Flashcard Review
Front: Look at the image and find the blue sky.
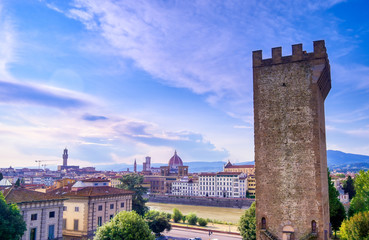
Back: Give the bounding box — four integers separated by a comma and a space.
0, 0, 369, 169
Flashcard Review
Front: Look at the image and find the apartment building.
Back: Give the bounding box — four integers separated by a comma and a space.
171, 176, 198, 196
50, 178, 133, 239
3, 186, 65, 240
198, 172, 247, 198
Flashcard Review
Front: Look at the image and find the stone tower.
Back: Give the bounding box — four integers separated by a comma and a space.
62, 148, 68, 166
134, 159, 137, 173
253, 40, 331, 240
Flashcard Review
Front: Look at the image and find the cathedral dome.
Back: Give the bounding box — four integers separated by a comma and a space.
168, 151, 183, 169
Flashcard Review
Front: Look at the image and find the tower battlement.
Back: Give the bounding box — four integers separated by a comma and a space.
253, 40, 327, 67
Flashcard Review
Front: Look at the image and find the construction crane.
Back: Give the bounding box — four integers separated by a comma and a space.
35, 160, 58, 169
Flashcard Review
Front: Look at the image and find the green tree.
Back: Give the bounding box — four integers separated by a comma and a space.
182, 215, 186, 223
172, 208, 183, 223
187, 213, 198, 225
328, 170, 346, 237
145, 210, 171, 237
0, 172, 3, 181
94, 211, 155, 240
0, 192, 27, 240
238, 201, 256, 240
15, 179, 20, 187
340, 211, 369, 240
118, 173, 148, 216
197, 218, 208, 226
349, 170, 369, 217
343, 176, 356, 200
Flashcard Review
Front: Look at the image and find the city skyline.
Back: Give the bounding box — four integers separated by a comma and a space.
1, 0, 369, 168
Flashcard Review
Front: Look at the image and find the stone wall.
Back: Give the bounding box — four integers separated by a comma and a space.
148, 194, 254, 209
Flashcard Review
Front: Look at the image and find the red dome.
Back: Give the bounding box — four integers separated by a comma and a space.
168, 151, 183, 169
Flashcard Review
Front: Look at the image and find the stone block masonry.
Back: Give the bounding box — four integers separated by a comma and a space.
253, 40, 331, 240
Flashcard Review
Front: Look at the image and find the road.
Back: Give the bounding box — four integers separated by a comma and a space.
163, 227, 243, 240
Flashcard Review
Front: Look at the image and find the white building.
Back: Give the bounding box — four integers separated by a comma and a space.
171, 176, 198, 196
198, 172, 247, 198
3, 186, 65, 240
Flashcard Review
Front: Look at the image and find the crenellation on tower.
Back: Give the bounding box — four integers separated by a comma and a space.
253, 40, 328, 68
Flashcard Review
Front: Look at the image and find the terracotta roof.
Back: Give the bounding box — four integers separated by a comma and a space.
82, 178, 109, 182
4, 187, 66, 204
49, 185, 133, 198
217, 172, 243, 175
199, 173, 217, 176
168, 151, 183, 167
225, 165, 254, 169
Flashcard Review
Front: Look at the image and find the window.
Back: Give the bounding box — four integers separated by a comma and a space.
120, 202, 124, 208
103, 183, 107, 185
48, 225, 55, 240
75, 207, 79, 212
312, 220, 317, 233
98, 205, 103, 211
49, 211, 55, 218
74, 219, 79, 231
31, 214, 37, 221
63, 219, 67, 229
30, 228, 37, 240
110, 204, 114, 209
63, 206, 67, 211
110, 214, 114, 220
98, 217, 102, 227
94, 183, 98, 186
261, 217, 266, 230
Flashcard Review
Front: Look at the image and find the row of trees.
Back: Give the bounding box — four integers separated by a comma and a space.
173, 208, 208, 226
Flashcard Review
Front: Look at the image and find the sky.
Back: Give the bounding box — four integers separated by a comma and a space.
0, 0, 369, 169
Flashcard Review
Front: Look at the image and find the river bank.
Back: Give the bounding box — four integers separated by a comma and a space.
147, 202, 247, 224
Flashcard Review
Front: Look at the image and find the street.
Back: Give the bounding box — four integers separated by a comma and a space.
163, 227, 243, 240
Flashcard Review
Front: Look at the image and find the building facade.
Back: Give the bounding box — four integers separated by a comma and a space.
3, 187, 65, 240
49, 179, 133, 239
253, 41, 331, 239
198, 172, 247, 198
171, 176, 198, 196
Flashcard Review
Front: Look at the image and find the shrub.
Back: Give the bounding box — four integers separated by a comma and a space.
198, 218, 208, 226
173, 208, 183, 223
187, 213, 198, 225
238, 202, 256, 240
182, 215, 186, 223
340, 211, 369, 240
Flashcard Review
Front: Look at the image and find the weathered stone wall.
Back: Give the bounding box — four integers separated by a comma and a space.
148, 195, 254, 209
253, 41, 331, 240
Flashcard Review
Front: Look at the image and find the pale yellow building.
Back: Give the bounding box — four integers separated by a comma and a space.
247, 175, 256, 196
49, 179, 133, 239
223, 160, 255, 175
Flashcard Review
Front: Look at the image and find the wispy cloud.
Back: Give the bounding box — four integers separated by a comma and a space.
0, 79, 91, 109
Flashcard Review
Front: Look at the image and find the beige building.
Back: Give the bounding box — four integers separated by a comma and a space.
3, 186, 65, 240
223, 161, 255, 175
49, 179, 133, 239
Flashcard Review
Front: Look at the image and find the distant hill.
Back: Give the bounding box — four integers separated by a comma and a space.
327, 150, 369, 172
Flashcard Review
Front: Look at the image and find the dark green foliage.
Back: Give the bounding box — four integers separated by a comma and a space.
343, 176, 356, 200
166, 213, 172, 220
348, 170, 369, 217
187, 213, 198, 225
238, 201, 256, 240
0, 192, 27, 240
15, 179, 20, 187
197, 218, 208, 226
0, 172, 3, 181
328, 170, 346, 236
172, 208, 183, 223
336, 173, 346, 178
340, 211, 369, 240
94, 211, 154, 240
145, 210, 171, 237
182, 215, 186, 223
118, 173, 148, 216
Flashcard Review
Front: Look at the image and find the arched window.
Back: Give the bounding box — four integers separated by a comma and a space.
261, 217, 266, 230
312, 220, 317, 233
